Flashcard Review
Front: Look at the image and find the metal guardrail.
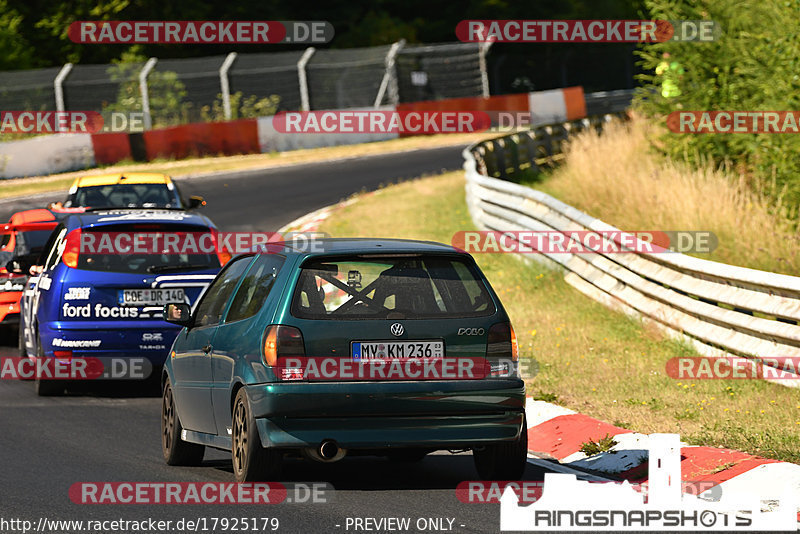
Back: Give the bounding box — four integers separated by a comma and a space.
463, 108, 800, 388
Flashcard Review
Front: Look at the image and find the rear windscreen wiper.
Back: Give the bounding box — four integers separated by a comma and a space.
147, 264, 211, 273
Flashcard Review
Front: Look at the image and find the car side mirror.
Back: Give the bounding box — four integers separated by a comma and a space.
163, 303, 194, 327
6, 259, 28, 274
188, 196, 206, 209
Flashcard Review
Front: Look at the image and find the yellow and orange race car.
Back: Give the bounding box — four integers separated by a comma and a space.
0, 209, 62, 330
52, 172, 205, 210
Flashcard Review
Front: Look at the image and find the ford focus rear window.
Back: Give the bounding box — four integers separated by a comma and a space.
74, 224, 220, 274
291, 255, 495, 319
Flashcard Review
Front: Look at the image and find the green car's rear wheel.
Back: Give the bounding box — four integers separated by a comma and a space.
473, 414, 528, 480
232, 388, 281, 482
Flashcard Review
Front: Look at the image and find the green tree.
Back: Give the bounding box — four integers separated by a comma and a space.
0, 0, 35, 70
635, 0, 800, 211
104, 49, 192, 128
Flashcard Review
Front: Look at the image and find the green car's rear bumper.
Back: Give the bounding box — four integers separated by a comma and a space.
247, 378, 526, 449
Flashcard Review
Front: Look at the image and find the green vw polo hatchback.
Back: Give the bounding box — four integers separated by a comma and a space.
160, 238, 527, 481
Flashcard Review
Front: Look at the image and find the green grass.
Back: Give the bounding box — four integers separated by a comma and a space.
318, 170, 800, 464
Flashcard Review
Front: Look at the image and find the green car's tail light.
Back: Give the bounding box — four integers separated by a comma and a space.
262, 325, 305, 380
61, 228, 82, 268
487, 322, 519, 377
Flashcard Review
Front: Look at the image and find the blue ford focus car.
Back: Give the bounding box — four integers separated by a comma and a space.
18, 209, 224, 396
160, 239, 527, 482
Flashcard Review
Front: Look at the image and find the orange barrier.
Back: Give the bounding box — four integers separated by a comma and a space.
142, 119, 259, 161
90, 133, 132, 165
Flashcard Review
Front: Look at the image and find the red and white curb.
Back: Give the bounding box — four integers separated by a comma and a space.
525, 398, 800, 508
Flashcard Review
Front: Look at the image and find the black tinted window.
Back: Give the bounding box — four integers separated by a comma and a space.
194, 256, 253, 327
75, 225, 220, 274
291, 255, 495, 320
68, 183, 178, 208
225, 254, 285, 323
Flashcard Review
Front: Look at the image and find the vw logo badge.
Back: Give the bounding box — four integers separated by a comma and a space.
390, 323, 404, 337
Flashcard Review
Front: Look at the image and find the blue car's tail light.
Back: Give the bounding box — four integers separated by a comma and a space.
61, 228, 82, 268
262, 325, 305, 380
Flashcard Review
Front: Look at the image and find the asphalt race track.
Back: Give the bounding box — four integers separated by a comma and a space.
0, 144, 564, 534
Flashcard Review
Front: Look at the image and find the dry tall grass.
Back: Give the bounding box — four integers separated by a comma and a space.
538, 117, 800, 275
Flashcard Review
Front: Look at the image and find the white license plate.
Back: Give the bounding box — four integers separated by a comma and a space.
352, 340, 444, 360
120, 288, 185, 306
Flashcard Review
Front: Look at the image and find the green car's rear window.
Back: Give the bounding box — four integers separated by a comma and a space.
291, 254, 496, 319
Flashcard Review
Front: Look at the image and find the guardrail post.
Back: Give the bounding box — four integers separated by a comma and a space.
139, 57, 158, 130
297, 47, 316, 112
478, 42, 492, 97
492, 139, 507, 179
54, 63, 73, 115
374, 39, 405, 107
219, 52, 238, 121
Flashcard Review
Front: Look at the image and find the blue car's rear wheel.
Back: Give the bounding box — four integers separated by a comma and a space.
161, 377, 205, 465
232, 388, 281, 482
473, 414, 528, 480
35, 337, 63, 396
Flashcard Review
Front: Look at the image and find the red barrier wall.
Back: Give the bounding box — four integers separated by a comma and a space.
90, 133, 132, 165
142, 119, 259, 161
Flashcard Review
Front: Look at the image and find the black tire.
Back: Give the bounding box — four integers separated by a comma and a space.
18, 324, 26, 358
232, 388, 281, 482
18, 325, 32, 381
35, 338, 63, 396
473, 414, 528, 480
161, 377, 205, 466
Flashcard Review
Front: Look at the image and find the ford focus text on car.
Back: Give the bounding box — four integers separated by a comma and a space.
160, 239, 527, 482
19, 209, 226, 396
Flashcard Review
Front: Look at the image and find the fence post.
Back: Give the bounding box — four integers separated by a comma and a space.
478, 42, 492, 97
139, 57, 158, 130
297, 47, 316, 112
54, 63, 73, 116
374, 39, 405, 107
219, 52, 238, 121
